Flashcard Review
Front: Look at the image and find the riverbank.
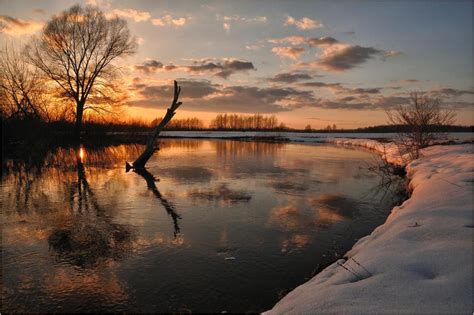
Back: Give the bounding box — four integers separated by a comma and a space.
264, 139, 473, 314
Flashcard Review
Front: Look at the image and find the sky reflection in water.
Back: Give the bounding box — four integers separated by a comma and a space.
1, 139, 404, 313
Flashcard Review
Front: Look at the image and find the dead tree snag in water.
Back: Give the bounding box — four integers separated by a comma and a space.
127, 80, 182, 171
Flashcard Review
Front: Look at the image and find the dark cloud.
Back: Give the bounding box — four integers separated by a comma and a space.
306, 36, 339, 47
269, 35, 398, 72
336, 87, 382, 94
222, 59, 255, 71
162, 64, 176, 70
300, 81, 381, 94
431, 88, 474, 97
351, 87, 381, 94
205, 85, 313, 112
424, 88, 474, 108
135, 79, 220, 99
338, 96, 358, 102
268, 72, 313, 83
134, 60, 164, 73
130, 78, 470, 113
299, 81, 342, 88
314, 98, 374, 110
373, 96, 409, 108
133, 58, 255, 78
301, 94, 410, 110
181, 59, 256, 78
0, 15, 28, 27
269, 36, 338, 47
400, 79, 420, 83
315, 45, 384, 71
128, 79, 315, 113
187, 61, 222, 72
213, 60, 255, 78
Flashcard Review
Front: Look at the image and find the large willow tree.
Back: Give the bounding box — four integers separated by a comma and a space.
27, 5, 137, 140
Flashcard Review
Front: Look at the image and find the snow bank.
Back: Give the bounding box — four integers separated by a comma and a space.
264, 140, 473, 314
324, 138, 405, 165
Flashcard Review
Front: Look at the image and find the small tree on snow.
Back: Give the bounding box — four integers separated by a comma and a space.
387, 92, 455, 160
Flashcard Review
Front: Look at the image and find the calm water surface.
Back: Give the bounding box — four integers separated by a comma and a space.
1, 139, 404, 312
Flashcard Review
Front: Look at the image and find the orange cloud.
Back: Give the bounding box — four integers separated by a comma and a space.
152, 15, 187, 27
0, 15, 43, 36
285, 16, 323, 30
272, 46, 305, 60
106, 8, 151, 22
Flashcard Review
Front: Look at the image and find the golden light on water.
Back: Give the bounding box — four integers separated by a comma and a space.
79, 147, 85, 162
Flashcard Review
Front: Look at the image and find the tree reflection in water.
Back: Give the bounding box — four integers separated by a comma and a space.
48, 149, 134, 267
134, 167, 182, 237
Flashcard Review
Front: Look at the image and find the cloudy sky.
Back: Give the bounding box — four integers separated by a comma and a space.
1, 0, 473, 128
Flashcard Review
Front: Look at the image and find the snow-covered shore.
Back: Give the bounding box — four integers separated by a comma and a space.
264, 139, 473, 314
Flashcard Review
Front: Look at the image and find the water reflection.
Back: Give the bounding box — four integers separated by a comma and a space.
267, 194, 363, 232
134, 168, 182, 237
1, 139, 405, 313
271, 180, 310, 195
311, 194, 362, 228
267, 203, 309, 231
280, 234, 311, 253
188, 183, 252, 204
213, 140, 285, 156
46, 151, 134, 267
158, 166, 214, 184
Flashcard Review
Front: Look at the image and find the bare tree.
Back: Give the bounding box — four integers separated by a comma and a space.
387, 92, 455, 160
0, 45, 48, 120
26, 4, 137, 140
127, 81, 183, 171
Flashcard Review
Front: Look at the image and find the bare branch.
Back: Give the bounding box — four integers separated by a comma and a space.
0, 45, 49, 120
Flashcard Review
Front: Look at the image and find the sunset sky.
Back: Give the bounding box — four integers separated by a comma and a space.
1, 0, 473, 128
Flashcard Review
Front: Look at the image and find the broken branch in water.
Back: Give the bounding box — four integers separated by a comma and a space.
126, 80, 182, 171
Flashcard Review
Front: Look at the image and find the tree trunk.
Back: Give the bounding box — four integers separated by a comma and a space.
127, 81, 182, 171
74, 101, 85, 142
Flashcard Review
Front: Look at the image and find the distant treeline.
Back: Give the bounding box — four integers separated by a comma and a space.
209, 114, 286, 130
2, 113, 472, 148
350, 124, 473, 133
